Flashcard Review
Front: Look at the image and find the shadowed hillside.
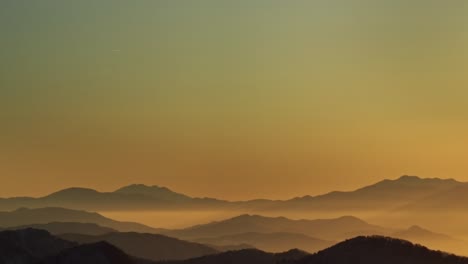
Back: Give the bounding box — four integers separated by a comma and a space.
38, 241, 150, 264
194, 232, 334, 253
158, 248, 308, 264
163, 214, 389, 241
275, 176, 464, 212
0, 207, 161, 233
296, 236, 468, 264
0, 229, 76, 264
391, 226, 467, 255
3, 222, 117, 235
60, 232, 218, 261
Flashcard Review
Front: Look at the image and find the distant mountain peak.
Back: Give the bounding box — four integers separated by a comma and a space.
398, 175, 422, 181
407, 225, 426, 231
395, 175, 459, 183
116, 183, 169, 191
114, 184, 192, 200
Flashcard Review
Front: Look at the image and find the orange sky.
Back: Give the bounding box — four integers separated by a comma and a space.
1, 1, 468, 200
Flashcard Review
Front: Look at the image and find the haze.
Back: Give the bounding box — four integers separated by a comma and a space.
2, 1, 468, 200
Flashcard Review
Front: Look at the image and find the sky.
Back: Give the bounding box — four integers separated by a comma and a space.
1, 1, 468, 200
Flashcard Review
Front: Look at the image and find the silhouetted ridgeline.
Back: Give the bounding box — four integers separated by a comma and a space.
59, 232, 218, 262
296, 236, 468, 264
0, 207, 162, 233
0, 176, 464, 212
1, 229, 468, 264
37, 241, 148, 264
2, 222, 117, 235
193, 232, 334, 253
161, 236, 468, 264
157, 248, 308, 264
161, 214, 389, 241
0, 228, 76, 264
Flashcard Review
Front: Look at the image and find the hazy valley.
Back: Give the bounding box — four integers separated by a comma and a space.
1, 175, 468, 263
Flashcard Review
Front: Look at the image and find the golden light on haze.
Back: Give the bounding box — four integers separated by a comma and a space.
1, 1, 468, 200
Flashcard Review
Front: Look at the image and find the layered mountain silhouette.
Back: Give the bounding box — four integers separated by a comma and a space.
0, 228, 76, 264
194, 232, 334, 253
296, 236, 468, 264
392, 225, 466, 255
0, 207, 161, 233
0, 185, 224, 211
162, 214, 389, 241
275, 175, 464, 211
158, 248, 308, 264
0, 176, 463, 212
397, 184, 468, 211
160, 236, 468, 264
393, 225, 456, 242
60, 232, 218, 261
38, 241, 148, 264
2, 229, 468, 264
3, 222, 117, 235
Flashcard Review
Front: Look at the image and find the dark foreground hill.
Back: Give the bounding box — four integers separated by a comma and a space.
296, 236, 468, 264
38, 241, 149, 264
2, 229, 468, 264
60, 232, 218, 261
194, 232, 334, 253
159, 248, 308, 264
0, 228, 76, 264
160, 236, 468, 264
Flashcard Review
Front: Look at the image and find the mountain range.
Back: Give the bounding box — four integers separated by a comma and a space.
0, 176, 464, 213
193, 232, 334, 253
1, 206, 461, 255
161, 214, 390, 241
60, 232, 218, 262
3, 228, 468, 264
160, 236, 468, 264
0, 207, 161, 233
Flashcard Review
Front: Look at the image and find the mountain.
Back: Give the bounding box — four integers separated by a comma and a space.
398, 183, 468, 212
0, 207, 161, 233
158, 248, 309, 264
4, 222, 117, 235
59, 232, 218, 262
0, 176, 462, 212
163, 214, 389, 241
114, 184, 192, 201
38, 241, 151, 264
392, 226, 467, 255
274, 175, 464, 212
208, 243, 254, 252
0, 185, 224, 211
296, 236, 468, 264
393, 225, 455, 242
0, 228, 76, 264
194, 232, 334, 253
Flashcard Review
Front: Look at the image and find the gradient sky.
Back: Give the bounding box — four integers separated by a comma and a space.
1, 1, 468, 200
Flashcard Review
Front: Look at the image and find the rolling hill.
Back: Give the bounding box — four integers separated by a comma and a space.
37, 241, 150, 264
3, 222, 117, 235
194, 232, 334, 253
296, 236, 468, 264
162, 214, 390, 241
0, 228, 77, 264
0, 207, 161, 233
158, 248, 308, 264
60, 232, 218, 261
